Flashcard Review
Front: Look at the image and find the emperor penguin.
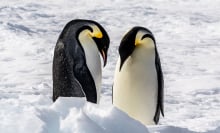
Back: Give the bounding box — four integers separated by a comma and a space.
113, 27, 164, 125
53, 19, 110, 103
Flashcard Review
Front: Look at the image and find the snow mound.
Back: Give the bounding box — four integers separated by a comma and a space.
35, 97, 220, 133
35, 97, 149, 133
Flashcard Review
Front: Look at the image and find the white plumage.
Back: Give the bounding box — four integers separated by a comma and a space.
78, 29, 102, 103
113, 31, 158, 125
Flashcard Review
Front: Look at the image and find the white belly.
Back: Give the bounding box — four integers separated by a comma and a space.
79, 35, 102, 103
113, 46, 158, 125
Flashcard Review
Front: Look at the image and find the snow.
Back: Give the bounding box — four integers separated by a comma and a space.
40, 97, 149, 133
1, 0, 220, 132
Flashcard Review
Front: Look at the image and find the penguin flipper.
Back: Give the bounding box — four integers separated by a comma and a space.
153, 48, 164, 124
74, 64, 97, 103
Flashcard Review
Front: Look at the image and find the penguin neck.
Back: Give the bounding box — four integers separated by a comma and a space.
78, 31, 102, 103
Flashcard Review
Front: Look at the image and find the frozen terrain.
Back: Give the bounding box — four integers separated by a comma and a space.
1, 0, 220, 132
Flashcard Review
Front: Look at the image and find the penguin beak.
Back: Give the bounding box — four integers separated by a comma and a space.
101, 49, 107, 67
93, 37, 108, 67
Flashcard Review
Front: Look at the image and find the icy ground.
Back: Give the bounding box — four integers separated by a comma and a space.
1, 0, 220, 132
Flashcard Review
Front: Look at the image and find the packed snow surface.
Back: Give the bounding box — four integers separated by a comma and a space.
0, 0, 220, 133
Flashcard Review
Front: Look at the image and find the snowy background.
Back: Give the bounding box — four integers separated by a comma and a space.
1, 0, 220, 132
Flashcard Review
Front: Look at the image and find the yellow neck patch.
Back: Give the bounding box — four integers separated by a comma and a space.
93, 31, 103, 38
135, 39, 141, 46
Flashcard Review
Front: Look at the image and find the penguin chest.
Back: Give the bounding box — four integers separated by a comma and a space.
79, 37, 102, 102
113, 49, 158, 125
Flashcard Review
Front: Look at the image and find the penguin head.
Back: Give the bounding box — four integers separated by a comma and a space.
60, 19, 110, 66
119, 26, 156, 71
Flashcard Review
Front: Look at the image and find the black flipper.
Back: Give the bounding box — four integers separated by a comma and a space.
73, 60, 97, 103
153, 47, 164, 124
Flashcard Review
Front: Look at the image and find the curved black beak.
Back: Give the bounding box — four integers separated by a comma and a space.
93, 37, 109, 67
100, 48, 107, 67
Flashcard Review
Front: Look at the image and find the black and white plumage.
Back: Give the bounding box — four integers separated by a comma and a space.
53, 19, 109, 103
113, 27, 164, 125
